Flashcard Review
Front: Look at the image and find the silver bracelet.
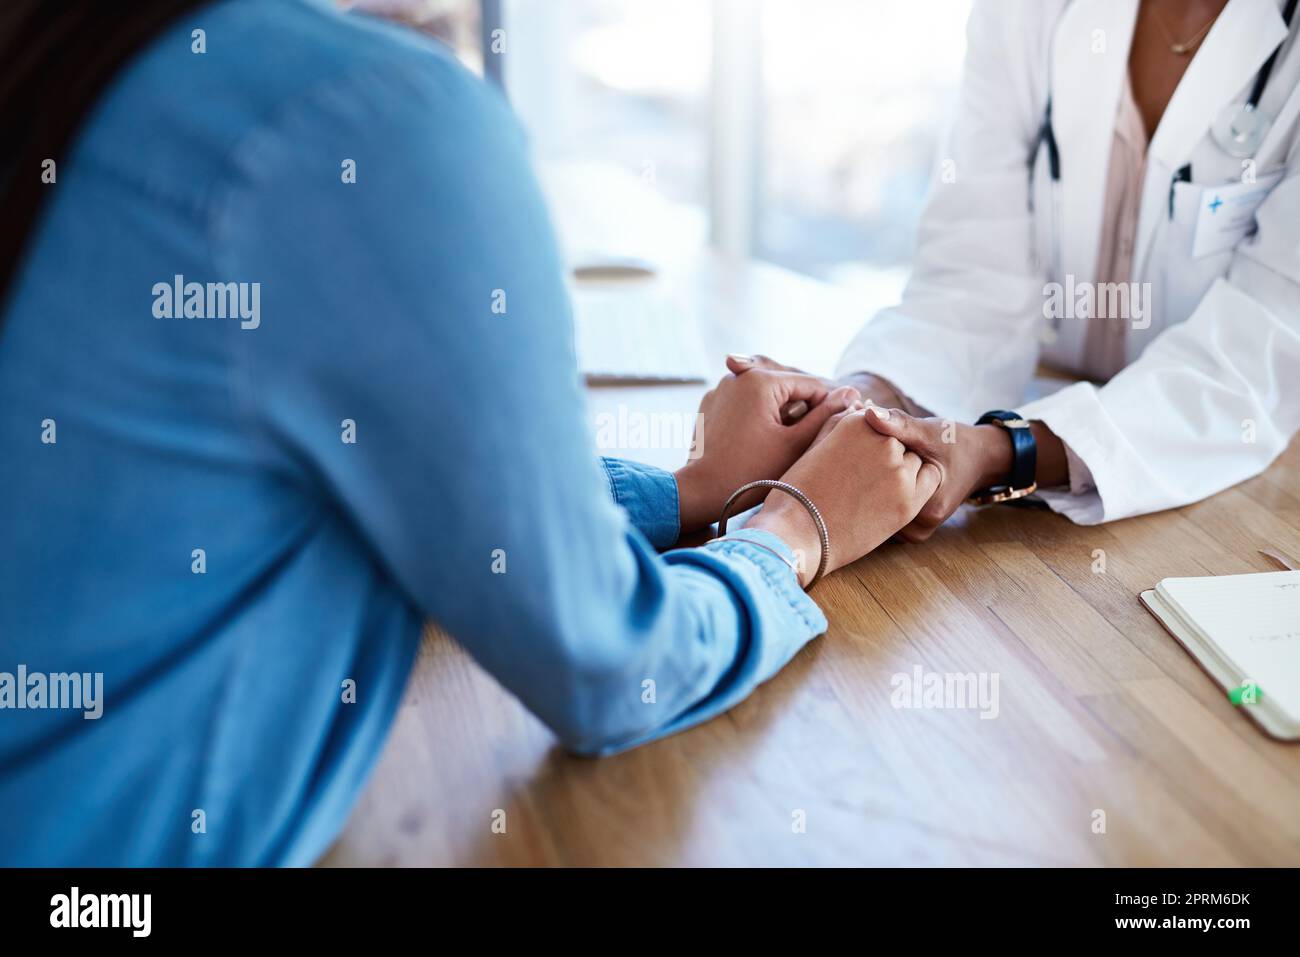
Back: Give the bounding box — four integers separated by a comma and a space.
716, 480, 830, 586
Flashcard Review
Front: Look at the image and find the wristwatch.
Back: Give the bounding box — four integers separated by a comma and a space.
966, 410, 1038, 506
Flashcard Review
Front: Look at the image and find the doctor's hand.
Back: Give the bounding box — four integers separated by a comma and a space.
860, 407, 1015, 543
746, 412, 942, 585
673, 362, 862, 534
723, 354, 931, 419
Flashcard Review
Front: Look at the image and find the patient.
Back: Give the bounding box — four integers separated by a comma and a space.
0, 0, 936, 865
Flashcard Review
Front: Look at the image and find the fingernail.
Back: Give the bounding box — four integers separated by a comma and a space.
870, 406, 890, 420
728, 353, 753, 365
785, 400, 809, 420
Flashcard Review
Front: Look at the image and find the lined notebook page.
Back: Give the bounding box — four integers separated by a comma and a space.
1162, 571, 1300, 720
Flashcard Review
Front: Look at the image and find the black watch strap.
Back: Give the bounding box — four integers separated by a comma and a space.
975, 410, 1037, 499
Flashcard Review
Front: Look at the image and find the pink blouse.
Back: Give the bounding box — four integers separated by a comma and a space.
1080, 70, 1150, 381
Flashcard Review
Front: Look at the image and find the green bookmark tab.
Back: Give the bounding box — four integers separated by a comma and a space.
1229, 685, 1265, 706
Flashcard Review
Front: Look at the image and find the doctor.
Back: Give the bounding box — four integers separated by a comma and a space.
786, 0, 1300, 537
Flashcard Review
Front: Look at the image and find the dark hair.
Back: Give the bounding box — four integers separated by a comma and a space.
0, 0, 212, 310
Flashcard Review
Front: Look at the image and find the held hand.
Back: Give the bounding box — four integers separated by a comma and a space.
838, 371, 932, 418
724, 354, 850, 421
674, 361, 861, 533
746, 411, 941, 585
721, 355, 931, 420
861, 407, 1013, 542
722, 351, 852, 421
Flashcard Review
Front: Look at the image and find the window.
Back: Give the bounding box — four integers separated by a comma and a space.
491, 1, 974, 288
758, 0, 972, 292
501, 0, 713, 266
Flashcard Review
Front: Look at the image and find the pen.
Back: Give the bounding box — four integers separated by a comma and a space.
1168, 163, 1192, 218
1259, 548, 1300, 571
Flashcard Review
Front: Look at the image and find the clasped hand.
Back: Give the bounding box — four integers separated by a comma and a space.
675, 355, 1014, 585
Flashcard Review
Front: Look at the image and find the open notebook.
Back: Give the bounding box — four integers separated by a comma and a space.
1141, 570, 1300, 740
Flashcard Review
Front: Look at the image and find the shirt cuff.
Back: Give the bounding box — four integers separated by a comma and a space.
1020, 383, 1108, 525
1062, 441, 1097, 495
699, 528, 827, 635
599, 457, 681, 550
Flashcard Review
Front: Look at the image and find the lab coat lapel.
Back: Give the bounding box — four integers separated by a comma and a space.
1148, 0, 1287, 168
1053, 0, 1138, 286
1133, 0, 1288, 279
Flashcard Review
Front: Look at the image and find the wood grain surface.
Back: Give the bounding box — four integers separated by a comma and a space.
323, 256, 1300, 866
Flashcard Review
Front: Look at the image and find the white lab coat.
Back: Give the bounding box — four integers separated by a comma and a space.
835, 0, 1300, 524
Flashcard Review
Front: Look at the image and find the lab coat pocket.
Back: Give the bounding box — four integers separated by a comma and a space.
1161, 181, 1232, 331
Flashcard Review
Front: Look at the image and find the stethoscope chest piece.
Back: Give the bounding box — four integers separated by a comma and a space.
1209, 0, 1298, 159
1212, 102, 1271, 158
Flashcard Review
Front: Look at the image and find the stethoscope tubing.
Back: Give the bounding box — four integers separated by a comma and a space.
1034, 0, 1298, 306
1037, 0, 1298, 186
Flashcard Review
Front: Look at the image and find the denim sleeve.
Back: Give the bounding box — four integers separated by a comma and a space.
599, 457, 680, 550
218, 49, 827, 756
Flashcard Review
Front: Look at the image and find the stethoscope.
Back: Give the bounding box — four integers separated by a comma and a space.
1031, 0, 1297, 336
1035, 0, 1298, 179
1213, 0, 1299, 156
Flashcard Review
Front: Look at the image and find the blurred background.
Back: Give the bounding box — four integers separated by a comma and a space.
361, 0, 972, 302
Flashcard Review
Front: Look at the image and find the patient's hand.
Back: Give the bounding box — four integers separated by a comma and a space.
747, 411, 941, 584
862, 407, 1014, 542
673, 360, 860, 533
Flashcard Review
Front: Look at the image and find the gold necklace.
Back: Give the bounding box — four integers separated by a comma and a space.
1151, 3, 1221, 55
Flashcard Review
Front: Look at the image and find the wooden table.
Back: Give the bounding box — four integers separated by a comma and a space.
323, 254, 1300, 866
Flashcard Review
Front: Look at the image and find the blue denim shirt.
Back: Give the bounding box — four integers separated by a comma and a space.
0, 0, 826, 866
